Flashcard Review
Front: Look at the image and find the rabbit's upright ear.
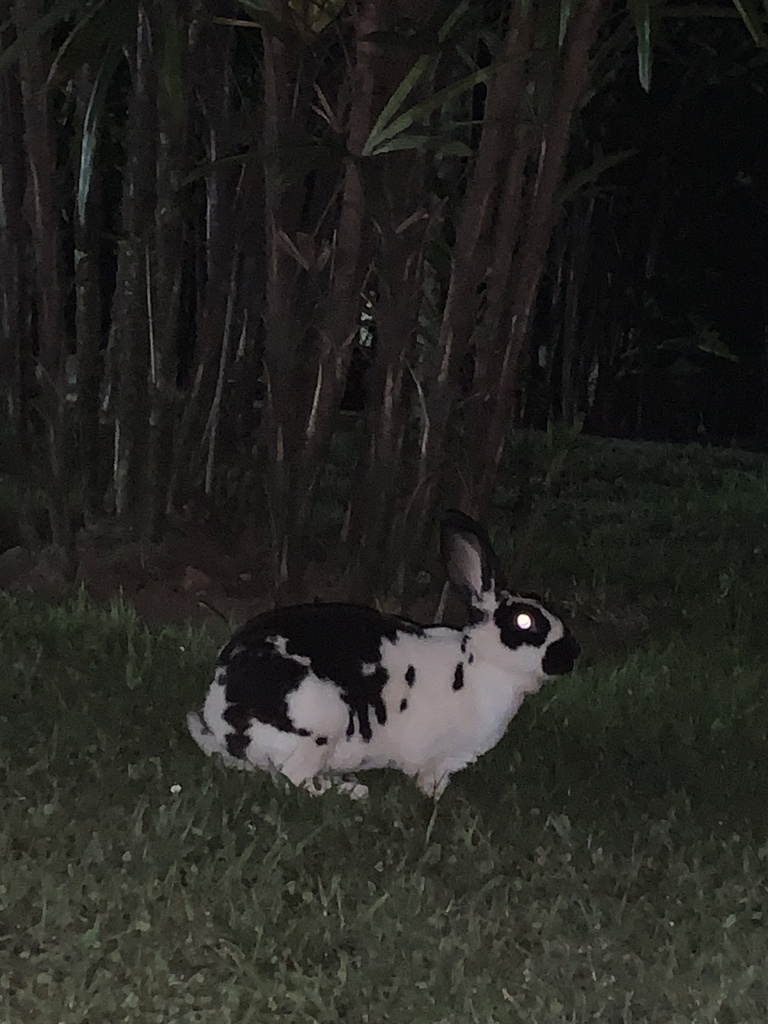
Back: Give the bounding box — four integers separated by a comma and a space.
440, 510, 500, 605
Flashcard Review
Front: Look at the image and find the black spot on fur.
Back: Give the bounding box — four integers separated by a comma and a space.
405, 665, 416, 686
350, 689, 389, 742
542, 633, 580, 675
219, 603, 417, 742
460, 635, 468, 654
315, 736, 329, 746
225, 731, 249, 760
223, 703, 256, 734
297, 728, 310, 737
220, 644, 306, 733
468, 652, 474, 664
452, 663, 465, 691
467, 605, 486, 626
400, 698, 408, 712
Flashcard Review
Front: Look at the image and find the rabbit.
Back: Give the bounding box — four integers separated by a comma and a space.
187, 509, 579, 799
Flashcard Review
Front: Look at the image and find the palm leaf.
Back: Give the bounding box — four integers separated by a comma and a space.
364, 134, 473, 156
361, 53, 437, 157
363, 62, 499, 157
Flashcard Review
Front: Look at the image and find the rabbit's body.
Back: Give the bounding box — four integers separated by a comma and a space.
188, 512, 579, 798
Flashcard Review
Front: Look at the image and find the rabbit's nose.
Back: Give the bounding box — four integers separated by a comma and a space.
542, 633, 580, 676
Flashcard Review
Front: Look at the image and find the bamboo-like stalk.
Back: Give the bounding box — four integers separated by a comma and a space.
462, 0, 608, 511
0, 33, 28, 486
109, 7, 155, 522
73, 69, 106, 525
13, 0, 70, 549
204, 254, 239, 496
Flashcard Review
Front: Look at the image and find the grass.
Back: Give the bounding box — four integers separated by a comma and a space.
2, 436, 768, 1022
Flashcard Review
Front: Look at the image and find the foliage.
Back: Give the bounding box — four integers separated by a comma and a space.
1, 0, 766, 602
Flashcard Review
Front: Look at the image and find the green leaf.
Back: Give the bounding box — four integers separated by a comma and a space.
437, 0, 473, 45
363, 62, 499, 157
629, 0, 653, 91
361, 53, 436, 157
730, 0, 768, 46
558, 0, 573, 47
78, 40, 124, 226
48, 0, 137, 88
364, 134, 473, 157
235, 0, 299, 45
558, 148, 639, 204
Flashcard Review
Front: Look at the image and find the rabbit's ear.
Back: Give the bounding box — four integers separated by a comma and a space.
440, 510, 500, 605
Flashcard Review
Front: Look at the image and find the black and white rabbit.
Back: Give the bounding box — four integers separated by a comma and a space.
187, 510, 579, 799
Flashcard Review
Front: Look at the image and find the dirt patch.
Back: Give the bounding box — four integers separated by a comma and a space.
1, 517, 632, 660
0, 515, 276, 631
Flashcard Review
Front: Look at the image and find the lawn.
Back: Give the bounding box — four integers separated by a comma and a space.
1, 435, 767, 1023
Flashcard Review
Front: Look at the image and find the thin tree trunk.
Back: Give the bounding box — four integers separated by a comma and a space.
348, 151, 430, 600
0, 32, 29, 484
144, 0, 191, 538
167, 17, 241, 511
108, 6, 155, 523
73, 69, 105, 525
396, 0, 536, 569
462, 0, 607, 511
262, 0, 380, 597
13, 0, 70, 549
261, 1, 314, 592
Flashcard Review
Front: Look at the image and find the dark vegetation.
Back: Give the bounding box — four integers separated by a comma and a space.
2, 0, 768, 609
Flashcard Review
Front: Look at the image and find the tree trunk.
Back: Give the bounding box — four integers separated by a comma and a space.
143, 0, 192, 538
107, 6, 156, 524
261, 0, 382, 597
0, 31, 29, 485
168, 17, 242, 511
396, 0, 536, 568
13, 0, 70, 549
460, 0, 608, 512
73, 69, 106, 525
347, 149, 430, 600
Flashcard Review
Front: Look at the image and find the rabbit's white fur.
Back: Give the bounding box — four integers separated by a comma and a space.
187, 511, 578, 799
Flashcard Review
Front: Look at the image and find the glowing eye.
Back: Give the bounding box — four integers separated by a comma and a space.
515, 611, 534, 631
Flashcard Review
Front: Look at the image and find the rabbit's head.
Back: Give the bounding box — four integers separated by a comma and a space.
441, 509, 579, 688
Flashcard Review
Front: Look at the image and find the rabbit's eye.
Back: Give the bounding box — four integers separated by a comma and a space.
515, 611, 534, 631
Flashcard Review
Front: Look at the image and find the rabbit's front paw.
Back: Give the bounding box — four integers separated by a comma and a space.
335, 779, 369, 801
304, 777, 334, 796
